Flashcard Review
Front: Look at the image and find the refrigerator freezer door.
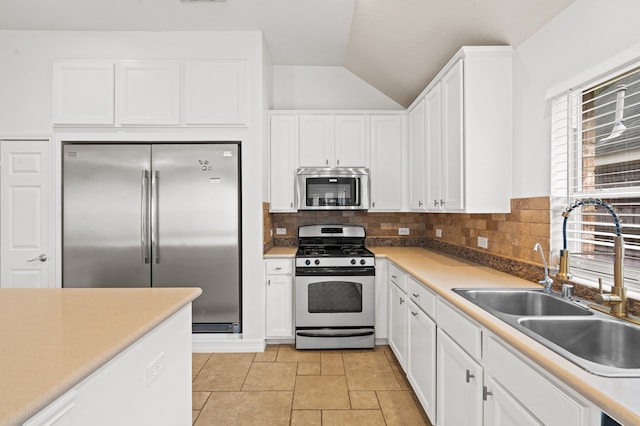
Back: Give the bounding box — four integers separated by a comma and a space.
63, 144, 152, 288
151, 144, 240, 330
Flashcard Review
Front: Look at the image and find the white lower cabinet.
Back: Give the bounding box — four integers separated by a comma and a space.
388, 281, 407, 368
264, 258, 294, 339
437, 328, 484, 426
484, 375, 542, 426
407, 300, 436, 424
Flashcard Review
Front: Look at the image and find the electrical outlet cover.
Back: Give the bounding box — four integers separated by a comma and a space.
146, 352, 165, 388
399, 228, 410, 235
276, 228, 287, 235
435, 229, 442, 238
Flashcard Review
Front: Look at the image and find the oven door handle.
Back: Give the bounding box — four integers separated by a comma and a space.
296, 330, 375, 338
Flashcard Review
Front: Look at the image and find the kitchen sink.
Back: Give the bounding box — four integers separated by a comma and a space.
519, 318, 640, 373
453, 288, 593, 317
452, 287, 640, 376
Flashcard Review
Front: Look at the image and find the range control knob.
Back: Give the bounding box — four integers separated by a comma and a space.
314, 259, 320, 265
351, 259, 357, 265
360, 259, 366, 265
305, 259, 311, 266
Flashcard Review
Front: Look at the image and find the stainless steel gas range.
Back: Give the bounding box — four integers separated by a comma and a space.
294, 225, 375, 349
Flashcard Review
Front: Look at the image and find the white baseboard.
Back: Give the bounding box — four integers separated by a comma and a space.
192, 334, 266, 353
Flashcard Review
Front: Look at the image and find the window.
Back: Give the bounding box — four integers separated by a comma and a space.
551, 64, 640, 292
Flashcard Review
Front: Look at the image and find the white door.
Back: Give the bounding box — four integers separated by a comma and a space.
441, 60, 465, 211
407, 301, 437, 424
408, 99, 426, 210
388, 282, 407, 368
265, 274, 293, 338
425, 83, 443, 211
299, 115, 334, 167
1, 139, 52, 288
269, 115, 298, 212
369, 115, 403, 211
334, 115, 367, 167
484, 375, 542, 426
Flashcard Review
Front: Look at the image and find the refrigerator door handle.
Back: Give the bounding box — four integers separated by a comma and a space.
151, 170, 160, 264
141, 170, 150, 264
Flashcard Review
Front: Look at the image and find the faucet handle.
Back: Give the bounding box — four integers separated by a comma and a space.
598, 278, 603, 295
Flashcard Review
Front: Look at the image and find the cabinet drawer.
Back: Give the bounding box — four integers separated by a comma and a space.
407, 276, 436, 319
485, 336, 589, 426
436, 300, 482, 359
388, 263, 407, 293
265, 259, 293, 275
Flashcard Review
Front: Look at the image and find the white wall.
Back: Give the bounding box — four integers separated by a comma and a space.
273, 65, 404, 110
0, 30, 266, 347
512, 0, 640, 198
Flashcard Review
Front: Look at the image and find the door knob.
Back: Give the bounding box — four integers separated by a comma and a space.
27, 254, 48, 263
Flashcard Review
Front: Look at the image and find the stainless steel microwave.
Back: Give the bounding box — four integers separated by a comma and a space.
296, 168, 370, 210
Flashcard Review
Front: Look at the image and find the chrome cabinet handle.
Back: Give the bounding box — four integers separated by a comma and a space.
325, 159, 329, 165
434, 200, 439, 207
466, 369, 474, 383
440, 199, 445, 206
391, 275, 397, 279
400, 297, 404, 304
141, 170, 150, 265
418, 201, 423, 207
411, 311, 418, 316
412, 293, 419, 298
27, 254, 48, 263
483, 386, 493, 401
267, 279, 271, 286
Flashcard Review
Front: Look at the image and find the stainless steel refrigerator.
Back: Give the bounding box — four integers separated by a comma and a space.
63, 143, 241, 333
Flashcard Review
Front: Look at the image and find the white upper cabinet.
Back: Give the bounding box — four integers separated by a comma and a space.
52, 61, 114, 125
184, 60, 248, 126
269, 115, 298, 212
299, 115, 367, 168
116, 61, 181, 125
369, 115, 403, 211
441, 60, 464, 211
408, 98, 426, 211
411, 46, 513, 213
299, 115, 334, 167
334, 115, 368, 167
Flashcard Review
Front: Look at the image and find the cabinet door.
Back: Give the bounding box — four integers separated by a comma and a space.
408, 99, 426, 210
484, 375, 542, 426
441, 60, 464, 211
437, 328, 483, 426
117, 61, 181, 125
334, 115, 367, 167
184, 60, 248, 126
269, 115, 298, 212
369, 115, 403, 211
52, 61, 114, 125
424, 84, 443, 211
407, 301, 436, 424
299, 115, 334, 167
265, 275, 293, 338
388, 282, 407, 369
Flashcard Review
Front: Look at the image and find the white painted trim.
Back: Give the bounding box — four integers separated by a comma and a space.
192, 334, 266, 353
269, 110, 406, 115
545, 41, 640, 99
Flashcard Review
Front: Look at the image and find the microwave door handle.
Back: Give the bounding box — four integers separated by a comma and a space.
355, 178, 360, 206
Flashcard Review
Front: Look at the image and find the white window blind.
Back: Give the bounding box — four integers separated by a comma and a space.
551, 64, 640, 291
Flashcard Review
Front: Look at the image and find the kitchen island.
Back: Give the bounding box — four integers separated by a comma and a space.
0, 287, 201, 426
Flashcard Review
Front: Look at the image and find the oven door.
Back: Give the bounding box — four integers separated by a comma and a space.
295, 269, 374, 328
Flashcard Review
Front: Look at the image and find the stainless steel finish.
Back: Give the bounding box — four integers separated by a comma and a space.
27, 254, 47, 263
295, 167, 370, 210
295, 327, 375, 349
151, 144, 240, 327
453, 288, 593, 317
63, 144, 152, 288
453, 287, 640, 376
562, 284, 574, 299
433, 200, 438, 207
533, 242, 553, 293
418, 201, 423, 207
295, 274, 375, 328
298, 224, 366, 238
518, 317, 640, 376
483, 386, 493, 401
63, 143, 241, 331
141, 170, 150, 264
295, 257, 375, 268
151, 170, 159, 264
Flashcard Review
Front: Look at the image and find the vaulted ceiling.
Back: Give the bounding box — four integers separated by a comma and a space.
0, 0, 575, 107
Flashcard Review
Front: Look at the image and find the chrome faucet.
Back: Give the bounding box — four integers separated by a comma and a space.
559, 198, 627, 317
534, 243, 553, 293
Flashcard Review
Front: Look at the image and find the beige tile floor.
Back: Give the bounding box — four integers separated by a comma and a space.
191, 345, 432, 425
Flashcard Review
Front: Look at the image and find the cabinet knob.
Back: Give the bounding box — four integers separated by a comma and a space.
465, 369, 474, 383
290, 202, 293, 208
267, 279, 271, 286
483, 386, 493, 401
372, 202, 375, 208
326, 159, 329, 165
337, 159, 340, 166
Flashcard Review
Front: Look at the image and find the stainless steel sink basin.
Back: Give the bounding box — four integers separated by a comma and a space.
519, 318, 640, 374
452, 287, 640, 376
453, 288, 593, 317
